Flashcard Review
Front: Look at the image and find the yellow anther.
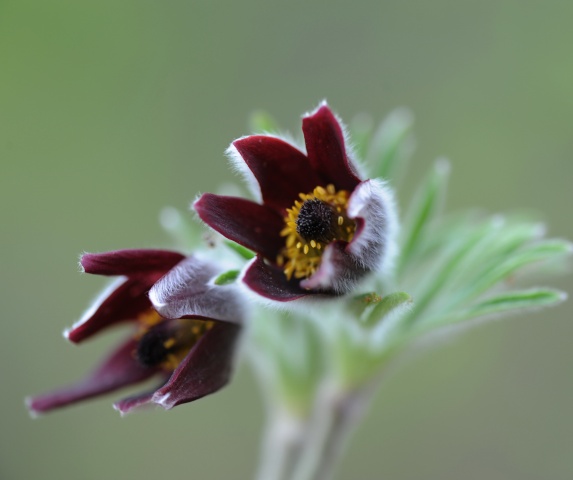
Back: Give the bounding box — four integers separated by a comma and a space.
277, 184, 355, 281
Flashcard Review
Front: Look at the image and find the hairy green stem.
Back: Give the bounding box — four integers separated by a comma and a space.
290, 383, 370, 480
255, 407, 307, 480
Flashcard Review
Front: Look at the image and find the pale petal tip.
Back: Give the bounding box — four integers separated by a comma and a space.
112, 403, 129, 418
24, 397, 41, 419
151, 392, 173, 410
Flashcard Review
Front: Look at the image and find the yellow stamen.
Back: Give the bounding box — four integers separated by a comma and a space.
278, 184, 356, 280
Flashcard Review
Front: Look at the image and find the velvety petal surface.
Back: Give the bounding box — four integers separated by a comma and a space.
242, 256, 317, 301
194, 194, 285, 260
66, 278, 155, 343
150, 256, 244, 324
302, 104, 361, 191
81, 249, 185, 276
67, 249, 185, 343
27, 338, 157, 415
151, 322, 241, 409
113, 378, 168, 415
233, 136, 324, 211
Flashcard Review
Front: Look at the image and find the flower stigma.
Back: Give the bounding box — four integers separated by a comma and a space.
134, 312, 214, 370
278, 184, 356, 280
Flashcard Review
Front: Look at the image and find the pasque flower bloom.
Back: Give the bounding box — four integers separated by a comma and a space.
27, 249, 243, 415
195, 103, 397, 301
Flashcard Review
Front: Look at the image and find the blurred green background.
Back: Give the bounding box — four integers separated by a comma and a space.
2, 1, 572, 479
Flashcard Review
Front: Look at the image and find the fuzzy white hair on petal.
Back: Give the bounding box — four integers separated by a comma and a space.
347, 178, 400, 277
63, 276, 128, 340
226, 140, 262, 202
149, 256, 244, 324
226, 131, 308, 203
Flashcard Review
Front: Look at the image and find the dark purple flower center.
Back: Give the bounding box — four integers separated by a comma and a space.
136, 324, 174, 367
135, 319, 213, 369
296, 199, 338, 244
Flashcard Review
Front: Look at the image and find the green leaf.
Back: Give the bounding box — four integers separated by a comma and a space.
214, 269, 240, 285
466, 289, 567, 317
459, 239, 572, 301
365, 292, 413, 328
249, 110, 280, 133
425, 289, 567, 330
224, 240, 256, 260
397, 159, 450, 277
366, 107, 415, 183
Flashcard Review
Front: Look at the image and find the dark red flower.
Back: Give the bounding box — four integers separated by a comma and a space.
194, 103, 397, 302
27, 250, 243, 415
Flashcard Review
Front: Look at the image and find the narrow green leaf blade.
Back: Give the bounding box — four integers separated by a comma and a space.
366, 108, 415, 182
462, 239, 572, 300
466, 289, 567, 318
398, 159, 450, 276
427, 288, 568, 329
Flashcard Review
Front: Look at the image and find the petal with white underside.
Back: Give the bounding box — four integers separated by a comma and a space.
299, 241, 367, 293
346, 179, 398, 272
67, 249, 185, 343
65, 277, 154, 343
151, 321, 241, 409
27, 338, 157, 415
149, 256, 244, 324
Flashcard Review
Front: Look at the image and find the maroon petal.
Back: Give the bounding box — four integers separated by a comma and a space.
302, 104, 361, 191
68, 250, 185, 343
113, 377, 168, 415
81, 249, 185, 276
150, 256, 244, 324
65, 277, 155, 343
151, 321, 241, 409
233, 136, 324, 211
194, 194, 285, 260
300, 241, 367, 294
113, 391, 156, 415
27, 338, 157, 415
243, 256, 324, 301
